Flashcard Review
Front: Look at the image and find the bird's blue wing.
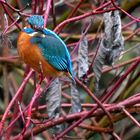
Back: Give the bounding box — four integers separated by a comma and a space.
29, 28, 74, 80
44, 54, 68, 71
37, 33, 74, 79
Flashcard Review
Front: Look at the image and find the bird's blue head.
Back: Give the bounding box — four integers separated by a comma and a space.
27, 15, 44, 30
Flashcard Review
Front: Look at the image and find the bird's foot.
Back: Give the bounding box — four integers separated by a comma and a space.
38, 74, 44, 84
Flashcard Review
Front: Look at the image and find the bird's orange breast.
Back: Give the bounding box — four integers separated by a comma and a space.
17, 31, 65, 77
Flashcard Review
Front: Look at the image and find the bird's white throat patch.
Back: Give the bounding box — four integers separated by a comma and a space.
29, 32, 46, 38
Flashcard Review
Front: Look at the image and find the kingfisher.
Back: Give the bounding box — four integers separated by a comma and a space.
17, 15, 74, 82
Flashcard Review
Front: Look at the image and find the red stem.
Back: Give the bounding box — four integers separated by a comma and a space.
0, 70, 34, 135
88, 56, 140, 78
6, 78, 54, 138
122, 107, 140, 128
31, 0, 37, 14
101, 59, 140, 103
3, 16, 20, 34
19, 92, 140, 138
54, 1, 113, 33
67, 0, 84, 19
21, 84, 41, 136
51, 0, 56, 29
112, 132, 121, 140
38, 0, 44, 14
44, 0, 52, 28
54, 77, 114, 139
0, 0, 26, 12
122, 19, 138, 29
125, 28, 140, 41
1, 3, 21, 30
71, 22, 91, 57
55, 58, 140, 139
111, 0, 140, 22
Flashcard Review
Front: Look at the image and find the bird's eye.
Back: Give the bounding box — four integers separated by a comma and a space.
30, 24, 34, 29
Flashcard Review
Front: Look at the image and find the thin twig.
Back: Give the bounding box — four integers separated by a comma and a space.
111, 0, 140, 22
0, 70, 34, 135
101, 59, 140, 103
21, 84, 41, 136
112, 132, 121, 140
54, 1, 113, 33
44, 0, 52, 27
122, 107, 140, 128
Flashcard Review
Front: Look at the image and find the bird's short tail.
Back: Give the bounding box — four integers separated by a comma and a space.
66, 72, 76, 85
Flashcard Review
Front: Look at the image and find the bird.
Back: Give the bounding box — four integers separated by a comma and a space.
17, 15, 74, 83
